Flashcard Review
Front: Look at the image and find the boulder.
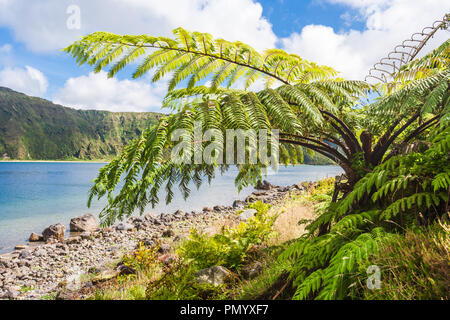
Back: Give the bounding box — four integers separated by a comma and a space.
239, 209, 257, 222
29, 233, 43, 242
195, 266, 232, 286
69, 214, 99, 232
42, 223, 66, 242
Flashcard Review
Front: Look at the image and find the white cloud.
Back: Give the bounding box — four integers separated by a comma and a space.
0, 0, 277, 52
0, 66, 48, 96
53, 71, 168, 112
281, 0, 449, 80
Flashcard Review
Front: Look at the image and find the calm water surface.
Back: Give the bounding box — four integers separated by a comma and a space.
0, 162, 343, 253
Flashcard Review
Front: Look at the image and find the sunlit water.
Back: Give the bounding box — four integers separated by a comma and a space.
0, 162, 343, 253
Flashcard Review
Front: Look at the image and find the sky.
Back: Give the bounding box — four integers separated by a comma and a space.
0, 0, 448, 113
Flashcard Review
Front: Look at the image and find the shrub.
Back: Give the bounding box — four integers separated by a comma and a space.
178, 201, 277, 270
122, 242, 160, 271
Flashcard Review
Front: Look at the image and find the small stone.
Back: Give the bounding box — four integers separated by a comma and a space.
116, 222, 134, 231
255, 180, 273, 190
213, 205, 226, 212
116, 263, 136, 276
232, 200, 245, 209
239, 209, 257, 222
162, 229, 175, 238
92, 270, 118, 284
14, 245, 27, 250
19, 250, 31, 259
242, 261, 263, 279
29, 233, 43, 242
88, 267, 101, 274
55, 289, 73, 300
2, 288, 19, 299
157, 243, 171, 254
195, 266, 232, 286
65, 236, 81, 244
174, 210, 184, 216
202, 207, 213, 212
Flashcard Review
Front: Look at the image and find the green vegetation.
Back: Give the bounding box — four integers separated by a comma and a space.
179, 201, 275, 270
91, 201, 277, 300
65, 24, 449, 300
0, 87, 160, 160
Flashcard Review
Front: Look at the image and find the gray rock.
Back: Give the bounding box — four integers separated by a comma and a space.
157, 243, 171, 254
256, 180, 274, 190
116, 222, 134, 231
174, 210, 184, 216
242, 261, 263, 279
33, 248, 46, 257
19, 250, 31, 260
42, 223, 65, 242
239, 209, 257, 222
232, 200, 245, 209
2, 288, 19, 299
195, 266, 232, 286
245, 194, 258, 203
70, 214, 99, 232
213, 205, 226, 212
162, 229, 175, 237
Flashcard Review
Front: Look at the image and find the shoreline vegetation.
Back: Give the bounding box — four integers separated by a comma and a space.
0, 178, 319, 300
0, 176, 448, 300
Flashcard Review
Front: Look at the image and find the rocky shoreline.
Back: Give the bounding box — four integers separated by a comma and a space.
0, 180, 309, 300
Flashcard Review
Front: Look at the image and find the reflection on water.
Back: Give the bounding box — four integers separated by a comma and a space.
0, 162, 342, 253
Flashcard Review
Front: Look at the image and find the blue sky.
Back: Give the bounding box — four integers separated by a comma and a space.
0, 0, 448, 112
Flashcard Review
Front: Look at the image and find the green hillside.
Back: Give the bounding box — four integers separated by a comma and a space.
0, 87, 161, 160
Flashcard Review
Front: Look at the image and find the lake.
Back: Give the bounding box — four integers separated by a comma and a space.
0, 162, 343, 253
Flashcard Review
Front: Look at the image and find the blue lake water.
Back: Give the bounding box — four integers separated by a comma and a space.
0, 162, 343, 253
